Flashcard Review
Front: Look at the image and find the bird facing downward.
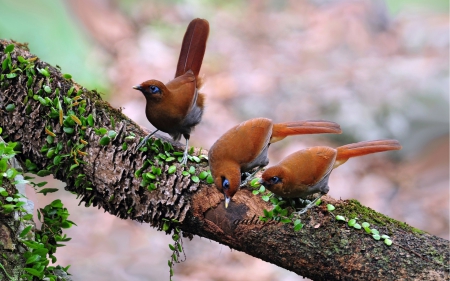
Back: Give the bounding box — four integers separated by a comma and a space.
208, 117, 342, 208
133, 18, 209, 165
259, 139, 402, 212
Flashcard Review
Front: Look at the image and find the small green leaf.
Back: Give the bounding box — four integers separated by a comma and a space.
26, 254, 40, 264
63, 73, 72, 79
22, 214, 33, 220
252, 190, 259, 195
169, 244, 175, 251
5, 104, 15, 111
372, 234, 381, 240
364, 226, 371, 234
53, 156, 62, 165
258, 185, 265, 193
191, 175, 200, 183
182, 171, 190, 177
263, 209, 272, 218
38, 188, 59, 195
20, 225, 33, 238
5, 44, 14, 53
315, 198, 322, 206
348, 219, 356, 227
148, 183, 157, 191
95, 128, 107, 135
44, 85, 51, 93
37, 67, 50, 77
6, 73, 17, 79
36, 182, 48, 188
144, 173, 156, 180
192, 156, 200, 163
168, 166, 176, 174
336, 215, 346, 221
63, 127, 74, 134
99, 136, 110, 146
188, 166, 195, 174
250, 178, 261, 187
163, 221, 170, 232
361, 222, 370, 228
206, 175, 214, 184
67, 86, 75, 97
293, 219, 303, 231
165, 156, 175, 162
37, 170, 51, 177
87, 114, 94, 127
371, 229, 379, 235
381, 234, 390, 239
198, 171, 208, 180
353, 223, 361, 229
23, 267, 42, 277
384, 238, 393, 246
107, 130, 117, 139
261, 195, 270, 202
327, 204, 335, 211
69, 164, 79, 171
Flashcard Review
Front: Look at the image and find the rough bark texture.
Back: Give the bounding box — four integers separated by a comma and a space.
0, 39, 448, 281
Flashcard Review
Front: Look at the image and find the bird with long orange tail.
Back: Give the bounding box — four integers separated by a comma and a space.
259, 139, 402, 213
133, 18, 209, 165
208, 117, 342, 208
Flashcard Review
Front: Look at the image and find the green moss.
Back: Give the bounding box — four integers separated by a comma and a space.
337, 200, 425, 235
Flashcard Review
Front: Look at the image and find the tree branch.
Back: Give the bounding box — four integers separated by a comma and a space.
0, 39, 448, 281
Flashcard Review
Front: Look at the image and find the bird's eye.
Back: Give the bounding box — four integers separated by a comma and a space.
222, 178, 230, 189
271, 176, 280, 184
149, 85, 160, 94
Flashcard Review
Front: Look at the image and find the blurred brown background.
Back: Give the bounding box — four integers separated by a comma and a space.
1, 0, 448, 280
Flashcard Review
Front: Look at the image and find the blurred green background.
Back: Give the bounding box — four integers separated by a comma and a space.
1, 0, 448, 280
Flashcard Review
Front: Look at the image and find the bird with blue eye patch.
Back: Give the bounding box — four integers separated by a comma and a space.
133, 18, 209, 165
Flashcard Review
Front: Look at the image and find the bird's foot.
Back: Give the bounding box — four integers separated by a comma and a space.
179, 143, 190, 166
135, 130, 159, 152
240, 167, 263, 187
180, 152, 189, 166
296, 195, 323, 215
135, 135, 150, 151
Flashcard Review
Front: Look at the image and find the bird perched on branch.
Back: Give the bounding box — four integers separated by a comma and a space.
208, 117, 342, 208
133, 18, 209, 165
259, 139, 402, 213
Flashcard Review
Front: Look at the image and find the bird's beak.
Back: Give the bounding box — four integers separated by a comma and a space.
258, 178, 265, 185
132, 85, 142, 90
225, 196, 231, 208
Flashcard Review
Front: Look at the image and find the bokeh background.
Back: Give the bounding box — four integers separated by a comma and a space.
1, 0, 448, 280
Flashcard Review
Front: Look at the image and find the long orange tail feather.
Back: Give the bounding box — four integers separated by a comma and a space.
175, 18, 210, 81
334, 139, 402, 168
271, 120, 342, 143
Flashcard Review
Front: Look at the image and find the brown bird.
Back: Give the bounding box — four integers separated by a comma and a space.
133, 18, 209, 165
259, 139, 402, 213
208, 117, 342, 208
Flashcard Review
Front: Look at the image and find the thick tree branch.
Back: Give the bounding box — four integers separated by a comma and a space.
0, 39, 448, 281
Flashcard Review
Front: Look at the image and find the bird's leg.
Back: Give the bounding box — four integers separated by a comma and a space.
240, 166, 263, 187
296, 194, 323, 215
180, 138, 190, 166
136, 130, 159, 151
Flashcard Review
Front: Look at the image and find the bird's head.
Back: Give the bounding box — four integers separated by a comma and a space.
213, 167, 241, 208
259, 166, 287, 196
132, 80, 166, 101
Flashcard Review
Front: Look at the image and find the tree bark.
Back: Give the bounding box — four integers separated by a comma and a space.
0, 39, 448, 281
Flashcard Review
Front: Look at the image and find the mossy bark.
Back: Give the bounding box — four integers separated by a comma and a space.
0, 39, 448, 281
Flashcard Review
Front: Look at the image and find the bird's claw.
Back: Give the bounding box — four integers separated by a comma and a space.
135, 136, 150, 151
180, 153, 189, 166
240, 167, 263, 187
296, 195, 323, 215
